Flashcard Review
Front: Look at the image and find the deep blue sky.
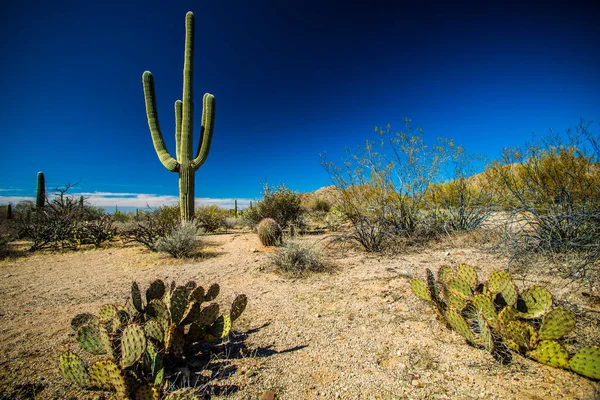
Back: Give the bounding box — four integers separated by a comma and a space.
1, 0, 599, 209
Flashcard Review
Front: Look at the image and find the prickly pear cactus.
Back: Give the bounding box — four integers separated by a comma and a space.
410, 266, 599, 381
59, 277, 248, 398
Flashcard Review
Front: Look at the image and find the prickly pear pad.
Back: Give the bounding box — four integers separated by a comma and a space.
527, 340, 569, 369
59, 351, 89, 387
569, 346, 600, 380
539, 307, 575, 340
410, 278, 431, 302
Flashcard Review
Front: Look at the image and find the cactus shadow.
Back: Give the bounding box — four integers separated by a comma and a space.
182, 322, 308, 387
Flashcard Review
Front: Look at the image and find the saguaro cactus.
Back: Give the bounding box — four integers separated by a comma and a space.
142, 11, 216, 222
36, 171, 45, 209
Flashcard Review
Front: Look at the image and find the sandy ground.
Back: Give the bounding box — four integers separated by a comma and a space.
0, 232, 599, 400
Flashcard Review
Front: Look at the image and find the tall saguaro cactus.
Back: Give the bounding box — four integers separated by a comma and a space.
142, 11, 216, 222
36, 171, 45, 209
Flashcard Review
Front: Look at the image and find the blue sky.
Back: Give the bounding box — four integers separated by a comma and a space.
1, 0, 598, 211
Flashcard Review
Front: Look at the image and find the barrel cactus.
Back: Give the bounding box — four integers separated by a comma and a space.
59, 279, 247, 398
410, 265, 599, 380
257, 218, 282, 246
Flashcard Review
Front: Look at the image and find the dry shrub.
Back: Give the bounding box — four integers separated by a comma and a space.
155, 222, 202, 258
270, 239, 327, 275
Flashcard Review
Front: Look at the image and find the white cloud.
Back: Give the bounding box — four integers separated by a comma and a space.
0, 192, 256, 210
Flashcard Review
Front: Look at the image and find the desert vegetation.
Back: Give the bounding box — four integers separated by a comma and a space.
1, 118, 598, 399
0, 8, 598, 400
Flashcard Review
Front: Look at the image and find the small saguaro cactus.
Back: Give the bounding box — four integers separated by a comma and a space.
234, 199, 238, 217
36, 171, 45, 209
142, 11, 216, 223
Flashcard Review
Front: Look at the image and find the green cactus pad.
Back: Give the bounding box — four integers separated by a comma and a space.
98, 304, 119, 323
189, 286, 205, 303
196, 303, 220, 326
447, 277, 473, 299
472, 294, 498, 327
456, 264, 478, 289
425, 269, 441, 303
487, 271, 512, 293
527, 340, 569, 369
497, 305, 518, 326
447, 293, 468, 311
59, 351, 89, 387
569, 346, 600, 380
446, 308, 477, 345
472, 311, 494, 352
89, 359, 128, 396
184, 280, 197, 292
135, 384, 161, 400
539, 307, 576, 340
120, 324, 147, 368
517, 286, 552, 319
499, 282, 518, 307
209, 314, 232, 339
146, 299, 170, 328
503, 321, 537, 351
70, 313, 99, 330
146, 279, 166, 303
231, 294, 247, 322
410, 278, 431, 302
76, 325, 112, 355
144, 319, 165, 343
180, 301, 201, 326
131, 281, 144, 313
204, 283, 220, 301
437, 265, 454, 285
169, 286, 189, 324
164, 388, 201, 400
165, 323, 185, 356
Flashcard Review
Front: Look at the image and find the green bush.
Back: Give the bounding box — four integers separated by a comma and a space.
246, 184, 304, 229
195, 205, 228, 233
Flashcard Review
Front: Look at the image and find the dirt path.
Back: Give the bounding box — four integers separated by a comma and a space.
0, 232, 598, 399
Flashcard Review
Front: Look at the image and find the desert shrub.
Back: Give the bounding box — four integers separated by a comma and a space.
121, 206, 181, 251
59, 279, 247, 398
247, 183, 304, 229
322, 119, 450, 251
270, 239, 327, 275
257, 218, 282, 246
494, 120, 600, 286
223, 217, 243, 230
195, 204, 228, 233
73, 214, 117, 247
155, 222, 201, 258
410, 265, 599, 380
112, 208, 133, 223
312, 198, 331, 213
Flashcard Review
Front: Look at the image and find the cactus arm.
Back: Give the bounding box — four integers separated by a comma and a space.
180, 11, 194, 164
175, 100, 183, 161
142, 71, 179, 172
191, 93, 215, 170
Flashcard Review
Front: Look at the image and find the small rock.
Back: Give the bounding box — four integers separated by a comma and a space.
5, 274, 12, 278
411, 379, 424, 388
251, 248, 259, 253
259, 390, 276, 400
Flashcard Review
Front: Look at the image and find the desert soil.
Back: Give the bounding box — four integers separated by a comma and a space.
0, 232, 599, 400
